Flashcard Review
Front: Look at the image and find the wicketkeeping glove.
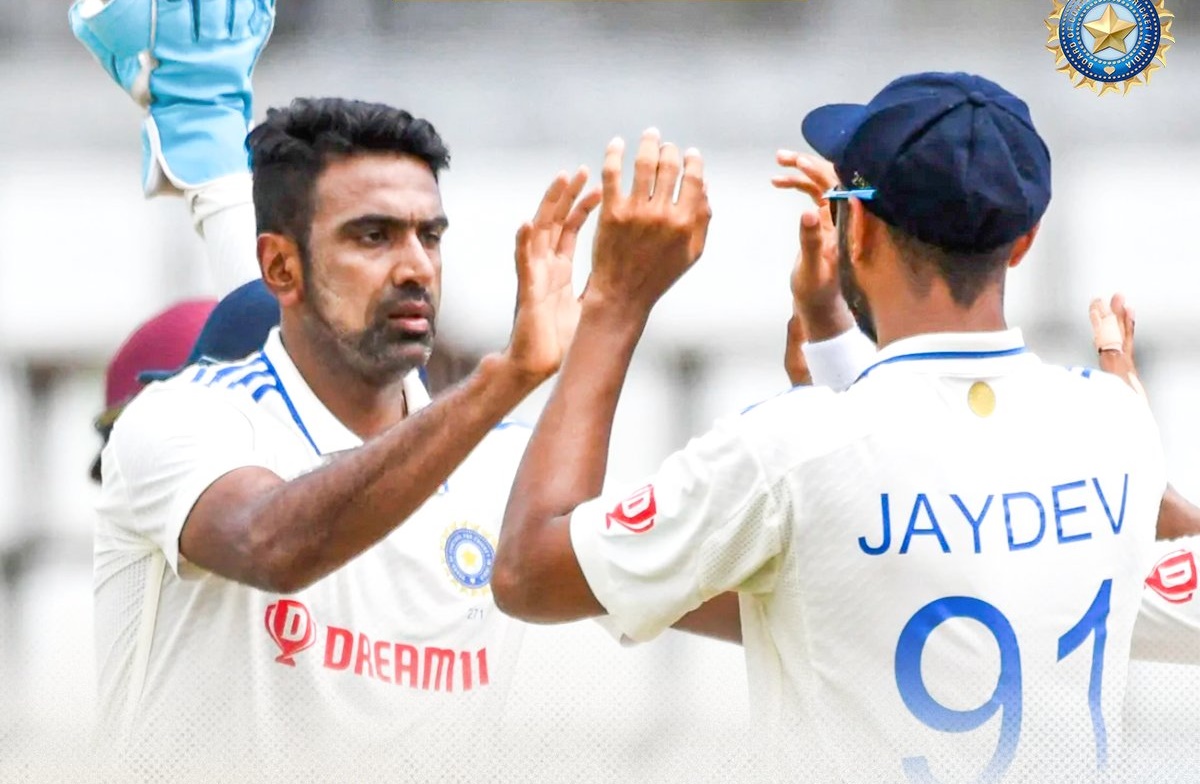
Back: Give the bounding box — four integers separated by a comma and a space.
69, 0, 275, 196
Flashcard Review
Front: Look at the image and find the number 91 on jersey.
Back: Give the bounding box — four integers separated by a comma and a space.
893, 580, 1111, 783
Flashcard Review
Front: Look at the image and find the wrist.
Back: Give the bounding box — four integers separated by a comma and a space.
477, 352, 547, 400
795, 297, 856, 343
579, 292, 651, 340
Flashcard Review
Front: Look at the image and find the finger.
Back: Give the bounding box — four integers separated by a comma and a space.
777, 149, 801, 167
791, 154, 839, 192
630, 127, 662, 201
533, 172, 569, 228
1089, 297, 1123, 353
653, 143, 682, 206
601, 137, 626, 207
557, 187, 603, 259
531, 172, 570, 256
553, 166, 590, 225
799, 210, 824, 281
688, 181, 713, 261
771, 172, 828, 204
513, 222, 534, 289
676, 147, 705, 211
1111, 293, 1136, 355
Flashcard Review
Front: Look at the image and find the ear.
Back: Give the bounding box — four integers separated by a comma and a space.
846, 198, 879, 270
259, 233, 305, 307
1007, 223, 1040, 269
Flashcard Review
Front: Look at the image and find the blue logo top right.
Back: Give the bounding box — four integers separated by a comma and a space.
1046, 0, 1176, 95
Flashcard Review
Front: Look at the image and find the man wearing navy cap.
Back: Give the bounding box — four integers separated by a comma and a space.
493, 74, 1167, 780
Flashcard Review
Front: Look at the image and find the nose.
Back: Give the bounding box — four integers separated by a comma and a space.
389, 230, 438, 289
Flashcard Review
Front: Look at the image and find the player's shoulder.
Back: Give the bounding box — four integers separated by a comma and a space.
1038, 361, 1151, 416
112, 354, 270, 442
723, 383, 869, 464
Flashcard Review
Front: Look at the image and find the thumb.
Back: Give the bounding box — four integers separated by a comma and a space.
799, 210, 824, 281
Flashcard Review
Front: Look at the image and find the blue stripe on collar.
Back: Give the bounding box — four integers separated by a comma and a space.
855, 347, 1028, 384
259, 350, 322, 457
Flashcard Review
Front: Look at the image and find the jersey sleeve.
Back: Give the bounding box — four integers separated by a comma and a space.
568, 415, 790, 643
97, 384, 273, 576
1132, 536, 1200, 665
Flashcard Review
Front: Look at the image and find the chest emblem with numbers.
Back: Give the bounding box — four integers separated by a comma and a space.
443, 525, 496, 595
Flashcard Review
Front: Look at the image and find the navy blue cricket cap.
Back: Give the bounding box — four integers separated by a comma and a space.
138, 279, 281, 383
802, 72, 1052, 254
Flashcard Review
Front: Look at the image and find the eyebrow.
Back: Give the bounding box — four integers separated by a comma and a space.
339, 214, 450, 234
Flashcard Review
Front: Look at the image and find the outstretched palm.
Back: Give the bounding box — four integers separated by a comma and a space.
507, 168, 602, 380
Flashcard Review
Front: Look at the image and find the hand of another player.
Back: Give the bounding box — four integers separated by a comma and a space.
784, 314, 813, 386
1090, 293, 1146, 399
772, 151, 857, 342
504, 168, 602, 381
584, 129, 712, 315
69, 0, 275, 194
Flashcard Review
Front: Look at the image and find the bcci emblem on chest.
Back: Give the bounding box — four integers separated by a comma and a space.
443, 525, 496, 595
1045, 0, 1175, 94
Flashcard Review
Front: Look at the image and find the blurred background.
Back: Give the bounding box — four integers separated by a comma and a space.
1, 0, 1199, 781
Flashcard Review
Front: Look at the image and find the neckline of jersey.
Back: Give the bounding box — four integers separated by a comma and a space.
855, 345, 1029, 383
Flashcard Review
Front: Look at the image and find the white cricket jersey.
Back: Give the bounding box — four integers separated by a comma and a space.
805, 327, 1200, 669
570, 330, 1166, 782
94, 328, 528, 775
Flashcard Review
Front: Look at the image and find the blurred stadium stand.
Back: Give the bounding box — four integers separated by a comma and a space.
1, 0, 1199, 780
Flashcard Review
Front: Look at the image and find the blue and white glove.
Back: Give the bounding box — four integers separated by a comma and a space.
69, 0, 275, 196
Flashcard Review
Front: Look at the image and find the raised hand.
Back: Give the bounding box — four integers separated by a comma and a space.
505, 167, 602, 380
1090, 293, 1145, 399
772, 150, 856, 342
586, 129, 712, 314
69, 0, 276, 195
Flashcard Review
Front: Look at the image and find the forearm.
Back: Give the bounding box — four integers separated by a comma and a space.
185, 176, 260, 295
508, 302, 645, 523
216, 355, 538, 592
495, 301, 646, 613
1157, 484, 1200, 540
672, 592, 743, 644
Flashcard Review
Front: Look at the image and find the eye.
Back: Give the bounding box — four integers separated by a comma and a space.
419, 229, 444, 249
358, 228, 388, 246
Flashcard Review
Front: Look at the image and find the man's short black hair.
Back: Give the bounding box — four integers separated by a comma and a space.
247, 98, 451, 263
887, 224, 1014, 308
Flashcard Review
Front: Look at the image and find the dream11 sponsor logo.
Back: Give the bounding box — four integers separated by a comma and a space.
1145, 549, 1198, 604
263, 599, 490, 692
606, 484, 657, 534
265, 599, 317, 666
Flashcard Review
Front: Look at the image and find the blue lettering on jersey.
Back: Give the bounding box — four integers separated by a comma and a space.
859, 474, 1131, 556
898, 494, 949, 555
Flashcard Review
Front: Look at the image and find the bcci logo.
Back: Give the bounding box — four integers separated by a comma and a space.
1045, 0, 1175, 94
443, 525, 496, 595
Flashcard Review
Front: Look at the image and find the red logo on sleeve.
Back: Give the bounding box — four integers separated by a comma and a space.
265, 599, 317, 665
1145, 550, 1197, 604
605, 484, 657, 534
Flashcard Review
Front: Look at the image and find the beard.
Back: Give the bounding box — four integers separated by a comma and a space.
836, 214, 878, 344
307, 281, 437, 384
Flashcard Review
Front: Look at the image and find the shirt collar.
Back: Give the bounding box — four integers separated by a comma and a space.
857, 329, 1028, 383
260, 328, 430, 456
